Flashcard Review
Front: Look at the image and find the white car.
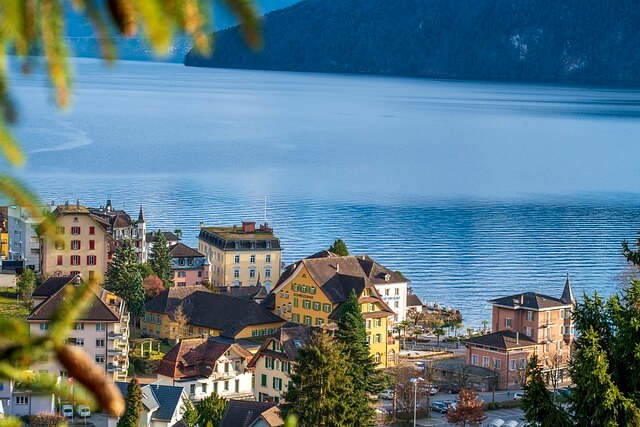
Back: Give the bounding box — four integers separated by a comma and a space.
61, 404, 74, 419
76, 405, 91, 418
513, 391, 524, 400
379, 389, 395, 400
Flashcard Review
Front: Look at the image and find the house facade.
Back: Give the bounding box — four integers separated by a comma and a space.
265, 255, 399, 368
169, 243, 210, 286
198, 221, 282, 290
37, 203, 112, 282
464, 276, 576, 389
157, 339, 254, 401
248, 323, 316, 403
89, 200, 147, 262
7, 204, 56, 272
108, 382, 187, 427
28, 276, 130, 382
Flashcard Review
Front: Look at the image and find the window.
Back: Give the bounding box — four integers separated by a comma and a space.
96, 323, 105, 331
526, 327, 533, 337
520, 358, 526, 369
293, 298, 298, 307
366, 320, 371, 329
266, 254, 271, 263
526, 310, 533, 321
234, 255, 240, 263
70, 255, 80, 265
509, 359, 516, 371
395, 288, 400, 295
224, 381, 229, 391
471, 354, 478, 365
95, 355, 105, 364
235, 380, 239, 393
250, 254, 256, 263
374, 318, 382, 327
89, 226, 95, 235
369, 303, 375, 312
385, 289, 390, 296
190, 384, 195, 395
201, 383, 207, 394
313, 302, 321, 311
323, 303, 331, 313
16, 396, 28, 405
71, 240, 81, 250
374, 334, 382, 344
71, 226, 80, 235
303, 315, 312, 325
59, 370, 68, 379
494, 359, 502, 370
55, 226, 65, 235
75, 338, 84, 347
303, 300, 311, 309
234, 269, 240, 278
89, 240, 95, 250
366, 335, 371, 344
273, 377, 282, 391
57, 255, 63, 266
95, 339, 105, 348
265, 268, 271, 278
39, 323, 48, 331
316, 318, 324, 326
505, 318, 512, 327
75, 323, 84, 330
482, 356, 490, 367
87, 255, 96, 266
261, 374, 267, 387
276, 307, 281, 316
374, 353, 380, 364
394, 301, 399, 308
250, 268, 256, 279
55, 239, 64, 250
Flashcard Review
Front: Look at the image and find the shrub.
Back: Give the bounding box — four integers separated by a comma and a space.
31, 412, 67, 427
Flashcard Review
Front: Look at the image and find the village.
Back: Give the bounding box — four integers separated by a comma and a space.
0, 200, 576, 426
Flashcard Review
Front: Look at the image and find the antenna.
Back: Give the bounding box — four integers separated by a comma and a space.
263, 196, 267, 224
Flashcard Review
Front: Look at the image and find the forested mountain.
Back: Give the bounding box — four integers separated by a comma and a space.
185, 0, 640, 84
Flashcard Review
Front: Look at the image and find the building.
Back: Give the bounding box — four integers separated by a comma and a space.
215, 284, 269, 304
37, 202, 113, 282
89, 200, 147, 262
108, 382, 187, 427
265, 255, 400, 367
219, 400, 283, 427
406, 293, 423, 313
142, 286, 285, 340
146, 231, 181, 256
28, 275, 130, 382
248, 323, 316, 402
5, 382, 55, 418
157, 338, 254, 401
463, 276, 576, 389
7, 204, 56, 272
169, 243, 210, 286
198, 221, 282, 290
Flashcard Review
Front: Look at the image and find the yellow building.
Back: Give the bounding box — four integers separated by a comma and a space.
0, 231, 8, 259
198, 221, 282, 290
37, 203, 112, 282
265, 254, 400, 367
141, 286, 286, 340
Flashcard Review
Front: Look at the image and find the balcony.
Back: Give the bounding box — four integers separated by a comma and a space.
108, 332, 124, 340
108, 348, 126, 356
212, 371, 240, 381
107, 363, 127, 373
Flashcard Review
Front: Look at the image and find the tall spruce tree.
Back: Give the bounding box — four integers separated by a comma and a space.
105, 240, 146, 316
195, 393, 227, 427
328, 239, 349, 256
521, 355, 571, 427
281, 332, 361, 426
149, 231, 172, 286
117, 378, 142, 427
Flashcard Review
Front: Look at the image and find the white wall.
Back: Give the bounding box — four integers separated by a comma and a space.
375, 281, 408, 323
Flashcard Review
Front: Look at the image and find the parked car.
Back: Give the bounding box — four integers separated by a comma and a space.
556, 388, 571, 397
379, 389, 395, 400
513, 391, 524, 400
503, 421, 520, 427
76, 405, 91, 417
61, 405, 74, 419
414, 362, 426, 372
448, 386, 461, 394
488, 419, 505, 427
430, 401, 448, 414
420, 385, 438, 395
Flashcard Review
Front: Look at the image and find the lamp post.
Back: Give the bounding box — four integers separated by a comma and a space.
409, 377, 425, 427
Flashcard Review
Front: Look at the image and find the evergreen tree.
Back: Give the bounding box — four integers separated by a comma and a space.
196, 393, 227, 427
335, 288, 383, 420
521, 355, 571, 427
106, 240, 146, 316
281, 332, 361, 426
16, 269, 36, 305
569, 327, 640, 426
117, 378, 142, 427
328, 239, 349, 256
182, 399, 199, 427
149, 231, 172, 286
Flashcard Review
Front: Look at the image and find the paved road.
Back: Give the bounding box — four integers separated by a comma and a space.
415, 407, 525, 426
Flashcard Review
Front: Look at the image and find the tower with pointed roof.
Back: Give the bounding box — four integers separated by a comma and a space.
561, 273, 576, 305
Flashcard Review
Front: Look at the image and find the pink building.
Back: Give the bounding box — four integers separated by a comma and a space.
464, 275, 576, 389
169, 243, 210, 287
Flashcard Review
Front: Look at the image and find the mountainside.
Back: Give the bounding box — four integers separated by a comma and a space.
184, 0, 640, 84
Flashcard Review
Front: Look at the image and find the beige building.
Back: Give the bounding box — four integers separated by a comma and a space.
28, 275, 130, 382
198, 221, 282, 290
37, 202, 112, 282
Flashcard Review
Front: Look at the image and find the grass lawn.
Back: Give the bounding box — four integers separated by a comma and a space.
0, 288, 29, 320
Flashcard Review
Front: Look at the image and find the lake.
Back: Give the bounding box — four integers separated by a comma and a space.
8, 58, 640, 326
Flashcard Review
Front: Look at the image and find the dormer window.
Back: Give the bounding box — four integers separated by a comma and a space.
384, 274, 390, 282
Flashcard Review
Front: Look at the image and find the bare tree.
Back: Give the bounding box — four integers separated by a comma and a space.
391, 364, 429, 421
171, 303, 189, 340
544, 352, 565, 401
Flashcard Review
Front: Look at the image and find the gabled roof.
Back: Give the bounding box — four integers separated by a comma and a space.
157, 338, 253, 380
28, 283, 124, 322
219, 400, 282, 427
146, 231, 180, 243
32, 275, 76, 298
248, 323, 317, 368
115, 382, 185, 422
489, 292, 570, 310
37, 205, 112, 236
169, 243, 205, 258
463, 330, 538, 350
216, 284, 268, 300
406, 293, 423, 307
561, 274, 576, 305
146, 286, 285, 338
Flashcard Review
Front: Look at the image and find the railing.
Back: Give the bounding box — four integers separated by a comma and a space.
108, 332, 124, 340
212, 371, 239, 381
107, 363, 126, 373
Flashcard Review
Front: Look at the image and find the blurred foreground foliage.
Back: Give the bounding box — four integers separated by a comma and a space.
0, 1, 260, 424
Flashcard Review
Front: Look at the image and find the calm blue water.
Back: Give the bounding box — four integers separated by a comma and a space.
8, 59, 640, 326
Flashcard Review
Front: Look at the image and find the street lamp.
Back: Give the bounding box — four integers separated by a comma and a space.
409, 377, 425, 427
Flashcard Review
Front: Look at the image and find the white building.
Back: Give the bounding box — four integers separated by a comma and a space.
28, 275, 130, 382
108, 382, 188, 427
157, 338, 254, 401
7, 204, 55, 272
0, 380, 55, 418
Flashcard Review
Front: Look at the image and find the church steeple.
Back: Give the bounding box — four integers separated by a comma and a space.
561, 273, 576, 305
138, 205, 146, 223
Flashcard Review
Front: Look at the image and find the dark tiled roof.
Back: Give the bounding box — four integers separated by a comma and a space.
406, 293, 423, 307
219, 400, 280, 427
146, 231, 180, 242
28, 284, 124, 322
305, 250, 339, 259
216, 284, 268, 300
169, 243, 204, 258
248, 323, 317, 368
115, 382, 184, 421
32, 275, 75, 297
490, 292, 570, 310
157, 338, 252, 379
463, 330, 539, 350
146, 286, 285, 338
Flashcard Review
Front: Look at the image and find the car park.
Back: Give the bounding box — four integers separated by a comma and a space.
430, 401, 448, 413
61, 405, 74, 419
488, 420, 505, 427
420, 385, 438, 395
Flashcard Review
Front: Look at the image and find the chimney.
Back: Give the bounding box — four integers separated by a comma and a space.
73, 274, 82, 285
242, 221, 256, 233
65, 200, 69, 209
516, 332, 520, 344
199, 221, 204, 229
50, 198, 56, 206
76, 199, 80, 208
520, 294, 524, 305
336, 263, 340, 273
